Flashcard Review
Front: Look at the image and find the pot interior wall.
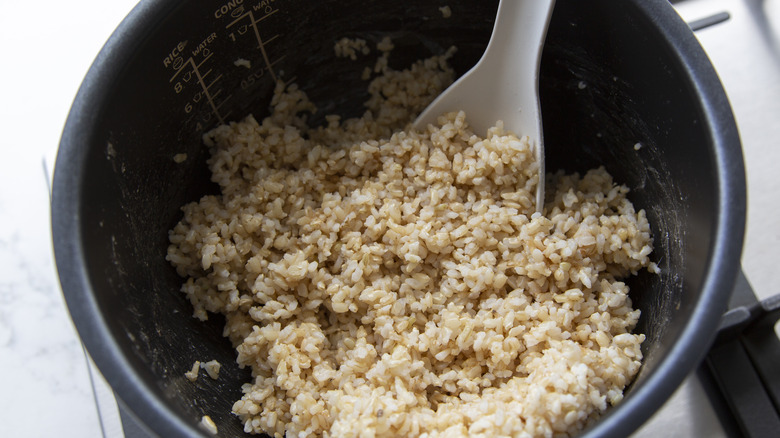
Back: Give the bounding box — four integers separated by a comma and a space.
540, 1, 717, 382
69, 0, 721, 436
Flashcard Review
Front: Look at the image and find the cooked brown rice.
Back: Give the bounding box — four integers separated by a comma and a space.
334, 37, 371, 61
184, 360, 201, 382
167, 43, 655, 438
203, 360, 222, 380
201, 415, 219, 435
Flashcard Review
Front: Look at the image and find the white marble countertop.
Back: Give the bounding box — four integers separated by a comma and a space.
0, 0, 778, 437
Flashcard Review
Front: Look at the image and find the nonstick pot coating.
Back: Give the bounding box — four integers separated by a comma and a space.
53, 0, 745, 436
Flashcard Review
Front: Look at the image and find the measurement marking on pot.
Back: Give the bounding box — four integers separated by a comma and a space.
226, 8, 280, 83
169, 54, 229, 125
206, 75, 223, 91
266, 54, 286, 72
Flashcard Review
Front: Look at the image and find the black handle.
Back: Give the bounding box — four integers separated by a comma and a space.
703, 270, 780, 438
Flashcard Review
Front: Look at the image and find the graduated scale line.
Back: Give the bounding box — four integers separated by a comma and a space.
169, 53, 227, 125
227, 8, 280, 83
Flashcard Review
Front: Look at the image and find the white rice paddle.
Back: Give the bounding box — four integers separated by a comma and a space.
414, 0, 556, 212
